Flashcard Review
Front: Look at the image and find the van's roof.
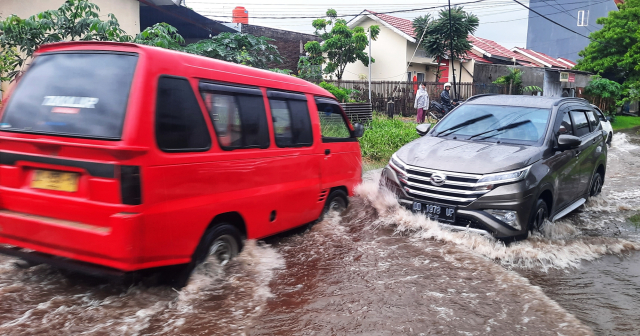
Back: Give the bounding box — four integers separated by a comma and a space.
466, 94, 590, 108
35, 41, 335, 99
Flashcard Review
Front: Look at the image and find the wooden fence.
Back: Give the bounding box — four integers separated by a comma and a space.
321, 81, 506, 116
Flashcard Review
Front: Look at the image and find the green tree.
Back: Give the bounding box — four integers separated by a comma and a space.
305, 9, 380, 83
298, 39, 323, 81
133, 22, 184, 50
584, 76, 623, 113
413, 7, 478, 87
0, 0, 129, 80
184, 32, 283, 69
575, 0, 640, 103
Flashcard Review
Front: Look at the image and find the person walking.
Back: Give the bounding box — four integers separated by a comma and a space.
414, 83, 429, 123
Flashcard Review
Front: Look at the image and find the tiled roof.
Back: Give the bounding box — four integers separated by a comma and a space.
468, 35, 529, 62
512, 47, 570, 68
365, 10, 416, 38
557, 57, 577, 68
464, 51, 491, 63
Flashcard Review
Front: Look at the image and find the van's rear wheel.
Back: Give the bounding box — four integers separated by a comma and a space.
529, 198, 549, 232
320, 190, 348, 220
173, 223, 242, 288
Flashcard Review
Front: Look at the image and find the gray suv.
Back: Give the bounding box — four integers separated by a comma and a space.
381, 95, 608, 240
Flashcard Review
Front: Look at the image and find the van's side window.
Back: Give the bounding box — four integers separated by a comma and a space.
570, 111, 590, 137
200, 83, 270, 150
315, 99, 352, 141
156, 77, 211, 152
267, 91, 313, 147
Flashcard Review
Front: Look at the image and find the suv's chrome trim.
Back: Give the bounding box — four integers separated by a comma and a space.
552, 198, 586, 221
406, 173, 476, 187
406, 181, 488, 195
405, 165, 482, 179
408, 189, 478, 203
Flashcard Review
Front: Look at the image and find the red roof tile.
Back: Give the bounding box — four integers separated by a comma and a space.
468, 35, 529, 62
464, 51, 491, 63
365, 10, 416, 38
512, 47, 570, 68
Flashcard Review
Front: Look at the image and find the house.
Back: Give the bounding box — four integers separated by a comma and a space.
511, 47, 574, 69
526, 0, 621, 61
344, 10, 476, 83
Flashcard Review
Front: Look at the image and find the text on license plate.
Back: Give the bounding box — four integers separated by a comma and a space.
412, 202, 456, 222
31, 170, 80, 192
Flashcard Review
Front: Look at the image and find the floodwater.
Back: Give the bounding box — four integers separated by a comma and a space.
1, 129, 640, 335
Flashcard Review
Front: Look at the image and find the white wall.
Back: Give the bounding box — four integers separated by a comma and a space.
341, 17, 408, 81
0, 0, 140, 36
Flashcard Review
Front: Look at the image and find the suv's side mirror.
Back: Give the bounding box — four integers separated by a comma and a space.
353, 123, 364, 138
557, 134, 582, 150
606, 116, 612, 122
416, 123, 431, 136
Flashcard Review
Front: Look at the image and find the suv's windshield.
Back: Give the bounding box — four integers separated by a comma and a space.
432, 104, 551, 144
1, 52, 138, 140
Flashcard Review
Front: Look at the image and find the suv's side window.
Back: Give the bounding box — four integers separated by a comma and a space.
558, 112, 573, 136
200, 82, 270, 150
586, 110, 600, 131
156, 77, 211, 152
267, 91, 313, 147
316, 98, 353, 141
570, 111, 590, 137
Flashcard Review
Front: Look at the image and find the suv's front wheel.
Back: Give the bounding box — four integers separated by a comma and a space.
529, 198, 549, 233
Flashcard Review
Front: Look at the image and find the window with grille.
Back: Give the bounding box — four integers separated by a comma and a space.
577, 10, 589, 26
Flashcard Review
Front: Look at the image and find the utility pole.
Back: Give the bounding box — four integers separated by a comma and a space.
448, 0, 458, 100
368, 28, 372, 103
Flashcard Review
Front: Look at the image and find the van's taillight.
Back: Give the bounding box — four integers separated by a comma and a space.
120, 166, 142, 205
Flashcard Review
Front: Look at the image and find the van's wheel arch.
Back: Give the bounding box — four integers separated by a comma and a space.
172, 223, 243, 288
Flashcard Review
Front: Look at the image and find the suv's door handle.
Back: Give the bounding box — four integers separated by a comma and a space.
325, 149, 331, 155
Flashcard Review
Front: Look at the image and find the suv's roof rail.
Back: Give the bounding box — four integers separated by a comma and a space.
553, 97, 589, 106
464, 93, 501, 102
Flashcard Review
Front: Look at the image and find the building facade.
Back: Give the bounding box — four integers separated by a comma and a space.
526, 0, 620, 62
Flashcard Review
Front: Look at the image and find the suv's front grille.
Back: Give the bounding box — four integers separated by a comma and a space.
391, 161, 489, 206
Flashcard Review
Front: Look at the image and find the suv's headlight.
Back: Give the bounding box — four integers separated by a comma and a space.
476, 166, 531, 186
389, 154, 408, 184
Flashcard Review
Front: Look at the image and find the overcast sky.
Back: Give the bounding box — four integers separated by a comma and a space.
183, 0, 531, 48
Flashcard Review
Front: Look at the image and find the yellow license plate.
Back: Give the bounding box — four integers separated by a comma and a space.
31, 170, 79, 192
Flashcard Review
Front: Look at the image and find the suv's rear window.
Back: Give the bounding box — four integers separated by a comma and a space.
1, 52, 138, 140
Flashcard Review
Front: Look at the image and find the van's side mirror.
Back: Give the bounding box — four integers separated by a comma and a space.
353, 123, 364, 138
557, 134, 582, 150
416, 123, 431, 136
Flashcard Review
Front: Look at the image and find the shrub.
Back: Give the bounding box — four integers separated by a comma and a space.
360, 113, 420, 164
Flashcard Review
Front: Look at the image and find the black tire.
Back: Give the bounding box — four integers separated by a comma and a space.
529, 198, 549, 232
607, 132, 613, 146
171, 223, 243, 288
589, 172, 603, 197
320, 190, 348, 220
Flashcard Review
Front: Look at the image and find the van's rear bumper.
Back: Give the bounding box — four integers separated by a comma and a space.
0, 210, 190, 271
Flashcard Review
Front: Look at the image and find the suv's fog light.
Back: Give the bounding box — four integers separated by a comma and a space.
485, 209, 520, 230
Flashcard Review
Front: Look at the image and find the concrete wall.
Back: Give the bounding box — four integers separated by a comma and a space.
342, 17, 408, 81
0, 0, 140, 36
526, 0, 618, 61
242, 24, 321, 74
473, 63, 545, 91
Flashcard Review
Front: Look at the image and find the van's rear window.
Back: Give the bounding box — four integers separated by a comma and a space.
1, 52, 138, 140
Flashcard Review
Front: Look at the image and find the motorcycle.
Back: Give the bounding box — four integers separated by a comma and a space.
426, 100, 459, 123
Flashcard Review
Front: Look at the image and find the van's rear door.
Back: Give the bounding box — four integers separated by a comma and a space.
0, 51, 139, 223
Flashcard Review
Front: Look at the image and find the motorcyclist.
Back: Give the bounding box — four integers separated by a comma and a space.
440, 82, 457, 112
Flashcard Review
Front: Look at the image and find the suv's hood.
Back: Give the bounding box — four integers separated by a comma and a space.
395, 136, 542, 174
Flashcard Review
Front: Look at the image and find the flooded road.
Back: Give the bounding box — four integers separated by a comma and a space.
1, 129, 640, 335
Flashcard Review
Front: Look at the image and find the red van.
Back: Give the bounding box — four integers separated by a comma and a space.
0, 42, 363, 284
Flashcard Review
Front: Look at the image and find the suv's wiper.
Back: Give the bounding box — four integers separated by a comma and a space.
436, 114, 493, 137
467, 120, 532, 140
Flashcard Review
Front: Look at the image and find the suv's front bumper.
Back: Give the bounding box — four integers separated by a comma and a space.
381, 166, 535, 239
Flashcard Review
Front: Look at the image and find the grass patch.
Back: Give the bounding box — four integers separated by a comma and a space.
360, 113, 421, 167
611, 116, 640, 130
629, 214, 640, 231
